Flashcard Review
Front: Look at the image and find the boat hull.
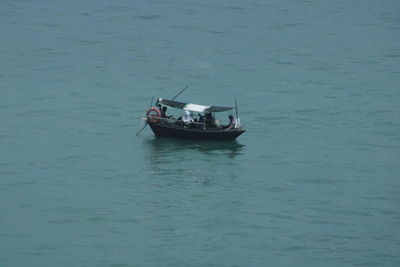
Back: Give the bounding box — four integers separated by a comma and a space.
148, 121, 245, 141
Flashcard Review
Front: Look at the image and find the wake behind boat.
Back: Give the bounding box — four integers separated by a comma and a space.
141, 98, 245, 141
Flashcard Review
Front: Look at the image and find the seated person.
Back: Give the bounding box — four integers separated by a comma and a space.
204, 112, 216, 128
182, 110, 194, 125
225, 115, 238, 130
160, 106, 171, 119
198, 113, 205, 123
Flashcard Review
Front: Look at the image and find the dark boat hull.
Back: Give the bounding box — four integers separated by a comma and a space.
148, 121, 245, 141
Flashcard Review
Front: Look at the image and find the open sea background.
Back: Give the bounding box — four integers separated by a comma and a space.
1, 0, 399, 266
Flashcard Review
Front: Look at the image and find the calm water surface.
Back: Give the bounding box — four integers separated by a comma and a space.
1, 0, 399, 266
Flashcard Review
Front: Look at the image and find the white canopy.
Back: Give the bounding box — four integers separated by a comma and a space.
157, 98, 234, 113
183, 103, 210, 113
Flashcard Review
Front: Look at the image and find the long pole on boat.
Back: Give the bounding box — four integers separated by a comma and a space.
235, 100, 240, 127
172, 85, 189, 100
135, 96, 154, 136
149, 96, 154, 108
235, 100, 239, 118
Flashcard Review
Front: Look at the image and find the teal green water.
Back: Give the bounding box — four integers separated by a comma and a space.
1, 0, 400, 266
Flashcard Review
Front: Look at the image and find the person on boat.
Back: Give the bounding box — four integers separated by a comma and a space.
204, 112, 216, 128
225, 115, 238, 130
198, 113, 204, 123
160, 106, 170, 119
182, 110, 194, 125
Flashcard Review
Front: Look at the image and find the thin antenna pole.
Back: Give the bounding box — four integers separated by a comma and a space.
235, 100, 240, 127
235, 100, 239, 119
172, 85, 189, 100
149, 96, 154, 108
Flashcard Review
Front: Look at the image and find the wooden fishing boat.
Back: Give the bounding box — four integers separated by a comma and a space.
142, 98, 245, 141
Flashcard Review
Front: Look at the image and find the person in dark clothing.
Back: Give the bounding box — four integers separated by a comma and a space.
160, 106, 170, 119
160, 106, 167, 118
204, 112, 217, 128
198, 113, 204, 123
224, 115, 237, 130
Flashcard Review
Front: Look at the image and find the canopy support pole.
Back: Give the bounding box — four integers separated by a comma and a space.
235, 100, 240, 127
235, 100, 239, 118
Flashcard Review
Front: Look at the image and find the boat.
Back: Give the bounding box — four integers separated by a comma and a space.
142, 98, 245, 141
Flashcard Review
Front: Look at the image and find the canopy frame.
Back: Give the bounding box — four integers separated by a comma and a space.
157, 98, 234, 113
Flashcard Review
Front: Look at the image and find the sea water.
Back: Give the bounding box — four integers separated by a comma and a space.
1, 0, 399, 266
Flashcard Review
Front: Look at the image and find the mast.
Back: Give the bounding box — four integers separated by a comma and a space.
235, 100, 240, 127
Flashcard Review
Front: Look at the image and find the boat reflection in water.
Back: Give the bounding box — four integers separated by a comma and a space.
146, 137, 245, 159
144, 137, 245, 179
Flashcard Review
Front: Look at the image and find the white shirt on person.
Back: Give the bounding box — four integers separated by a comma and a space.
182, 110, 194, 123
